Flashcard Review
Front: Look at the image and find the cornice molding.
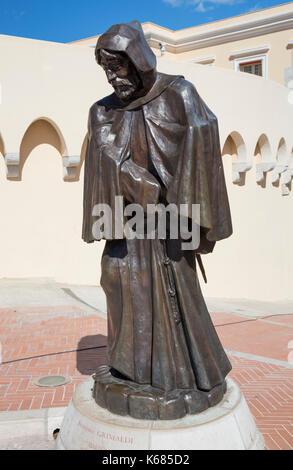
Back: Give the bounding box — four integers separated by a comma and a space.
232, 162, 253, 185
62, 155, 81, 181
5, 153, 20, 179
144, 12, 293, 53
229, 46, 270, 60
191, 56, 215, 64
256, 162, 276, 185
271, 164, 288, 184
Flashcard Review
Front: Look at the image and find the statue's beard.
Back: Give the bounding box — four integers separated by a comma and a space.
111, 76, 141, 101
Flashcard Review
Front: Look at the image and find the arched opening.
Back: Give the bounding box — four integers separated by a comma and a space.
272, 138, 288, 187
19, 118, 67, 180
253, 134, 271, 163
0, 133, 5, 178
276, 138, 287, 165
80, 134, 88, 168
0, 132, 4, 157
222, 131, 247, 185
254, 134, 273, 187
222, 131, 246, 162
222, 135, 238, 163
282, 147, 293, 194
289, 147, 293, 170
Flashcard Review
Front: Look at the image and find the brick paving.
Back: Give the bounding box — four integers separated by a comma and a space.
0, 305, 292, 450
212, 312, 293, 362
0, 307, 107, 411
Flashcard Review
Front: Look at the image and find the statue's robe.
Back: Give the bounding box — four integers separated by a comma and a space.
82, 72, 233, 393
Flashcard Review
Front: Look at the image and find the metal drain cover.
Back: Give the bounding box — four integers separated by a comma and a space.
34, 375, 71, 387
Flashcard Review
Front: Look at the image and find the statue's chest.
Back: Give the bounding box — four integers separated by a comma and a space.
130, 109, 160, 179
130, 109, 148, 169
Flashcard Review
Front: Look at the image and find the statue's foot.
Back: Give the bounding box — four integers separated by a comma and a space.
92, 365, 227, 420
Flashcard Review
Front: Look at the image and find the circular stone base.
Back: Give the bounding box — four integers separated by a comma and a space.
56, 377, 264, 450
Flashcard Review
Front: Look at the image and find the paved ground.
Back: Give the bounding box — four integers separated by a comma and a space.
0, 280, 292, 450
0, 436, 56, 450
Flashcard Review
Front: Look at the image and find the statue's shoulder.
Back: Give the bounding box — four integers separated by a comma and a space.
167, 76, 217, 124
168, 77, 199, 100
89, 94, 117, 124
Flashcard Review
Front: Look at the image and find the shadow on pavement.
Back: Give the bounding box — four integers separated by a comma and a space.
76, 334, 108, 375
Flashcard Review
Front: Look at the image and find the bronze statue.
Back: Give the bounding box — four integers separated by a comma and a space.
82, 21, 233, 420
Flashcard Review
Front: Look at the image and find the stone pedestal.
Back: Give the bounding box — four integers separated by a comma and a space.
56, 377, 264, 450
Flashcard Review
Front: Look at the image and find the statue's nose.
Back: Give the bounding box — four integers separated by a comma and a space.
107, 70, 116, 82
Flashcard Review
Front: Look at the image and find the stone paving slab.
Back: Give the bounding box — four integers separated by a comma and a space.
206, 297, 293, 318
0, 406, 65, 449
0, 436, 56, 450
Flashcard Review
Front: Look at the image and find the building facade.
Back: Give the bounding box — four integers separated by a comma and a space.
71, 2, 293, 86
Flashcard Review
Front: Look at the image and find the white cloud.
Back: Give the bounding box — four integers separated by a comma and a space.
162, 0, 183, 6
246, 3, 262, 12
162, 0, 244, 11
195, 2, 207, 11
194, 2, 214, 12
192, 0, 240, 5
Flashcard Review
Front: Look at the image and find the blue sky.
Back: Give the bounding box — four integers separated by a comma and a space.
0, 0, 289, 43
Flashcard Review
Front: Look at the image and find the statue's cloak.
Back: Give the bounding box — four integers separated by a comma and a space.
82, 75, 232, 247
82, 22, 233, 392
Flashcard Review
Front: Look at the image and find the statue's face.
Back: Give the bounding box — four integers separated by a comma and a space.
100, 49, 141, 102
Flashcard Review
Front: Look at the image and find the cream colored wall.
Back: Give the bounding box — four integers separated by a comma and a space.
0, 35, 293, 300
0, 144, 99, 284
0, 146, 101, 285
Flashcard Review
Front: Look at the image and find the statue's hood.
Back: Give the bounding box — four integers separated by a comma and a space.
95, 21, 157, 92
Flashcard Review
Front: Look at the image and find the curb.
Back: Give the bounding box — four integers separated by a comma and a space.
0, 406, 66, 441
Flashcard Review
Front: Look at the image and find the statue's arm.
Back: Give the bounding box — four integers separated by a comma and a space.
120, 160, 160, 211
167, 79, 232, 247
81, 105, 97, 243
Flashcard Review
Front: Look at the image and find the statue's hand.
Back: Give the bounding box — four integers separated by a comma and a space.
120, 160, 161, 210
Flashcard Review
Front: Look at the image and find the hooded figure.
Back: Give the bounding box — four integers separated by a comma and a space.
82, 21, 233, 420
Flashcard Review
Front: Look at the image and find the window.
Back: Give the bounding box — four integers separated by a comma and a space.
239, 60, 263, 76
231, 48, 268, 79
